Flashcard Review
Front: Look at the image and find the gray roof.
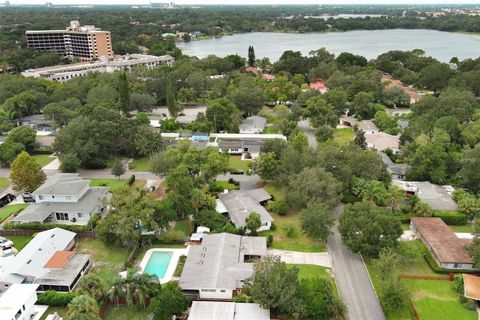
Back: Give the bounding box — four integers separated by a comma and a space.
378, 152, 408, 176
12, 187, 109, 223
218, 189, 273, 229
179, 233, 267, 290
358, 120, 379, 132
239, 116, 267, 132
34, 254, 90, 287
33, 173, 89, 196
217, 139, 263, 152
415, 182, 458, 211
188, 301, 270, 320
19, 114, 53, 126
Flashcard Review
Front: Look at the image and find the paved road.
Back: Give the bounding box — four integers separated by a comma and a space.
216, 173, 260, 190
268, 249, 332, 268
298, 119, 385, 320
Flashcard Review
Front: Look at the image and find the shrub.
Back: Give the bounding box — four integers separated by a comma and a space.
433, 211, 468, 226
267, 234, 274, 247
127, 174, 136, 187
282, 223, 298, 238
157, 230, 185, 244
452, 274, 464, 294
4, 222, 92, 232
270, 222, 277, 231
87, 213, 101, 229
460, 296, 477, 311
268, 200, 289, 216
228, 178, 240, 186
37, 291, 75, 306
233, 295, 247, 303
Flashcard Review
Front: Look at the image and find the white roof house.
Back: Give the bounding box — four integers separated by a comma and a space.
0, 228, 90, 292
239, 116, 267, 134
393, 181, 458, 211
188, 301, 270, 320
179, 233, 267, 300
365, 132, 400, 153
0, 284, 39, 320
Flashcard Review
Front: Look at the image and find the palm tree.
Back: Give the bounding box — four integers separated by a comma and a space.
109, 269, 160, 309
67, 295, 99, 320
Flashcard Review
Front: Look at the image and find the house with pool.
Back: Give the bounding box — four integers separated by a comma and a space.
140, 247, 188, 284
179, 233, 267, 300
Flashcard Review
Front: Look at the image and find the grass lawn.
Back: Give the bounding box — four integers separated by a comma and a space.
102, 305, 151, 320
229, 155, 251, 171
212, 181, 239, 191
0, 177, 9, 189
332, 128, 355, 146
10, 236, 33, 251
129, 157, 152, 172
76, 239, 130, 285
401, 223, 411, 231
39, 306, 68, 320
0, 204, 29, 222
449, 224, 474, 233
264, 182, 285, 201
173, 219, 192, 236
288, 264, 331, 280
404, 279, 477, 320
31, 154, 54, 167
90, 179, 145, 193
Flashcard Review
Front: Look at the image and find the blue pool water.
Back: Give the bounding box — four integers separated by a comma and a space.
144, 251, 173, 280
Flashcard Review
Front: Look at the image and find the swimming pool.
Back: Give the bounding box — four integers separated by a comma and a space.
144, 251, 173, 280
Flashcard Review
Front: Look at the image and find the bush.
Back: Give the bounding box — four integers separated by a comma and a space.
270, 222, 277, 231
268, 200, 289, 216
233, 295, 247, 303
127, 174, 136, 187
87, 213, 101, 229
267, 234, 274, 247
4, 222, 92, 232
460, 295, 478, 311
433, 211, 468, 226
37, 291, 75, 306
282, 223, 298, 238
228, 178, 240, 186
423, 254, 478, 274
157, 230, 185, 244
341, 192, 360, 204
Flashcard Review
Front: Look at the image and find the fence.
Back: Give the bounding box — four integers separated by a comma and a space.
0, 229, 97, 239
399, 274, 455, 281
98, 297, 150, 319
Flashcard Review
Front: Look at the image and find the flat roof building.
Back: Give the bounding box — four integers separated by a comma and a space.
188, 301, 270, 320
26, 20, 113, 61
179, 233, 267, 300
411, 217, 474, 270
0, 284, 39, 320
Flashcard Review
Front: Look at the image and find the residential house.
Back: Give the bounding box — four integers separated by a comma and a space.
217, 188, 273, 232
179, 233, 267, 299
0, 284, 39, 320
462, 274, 480, 301
11, 173, 110, 226
365, 131, 400, 154
411, 217, 474, 270
188, 301, 270, 320
382, 74, 422, 104
262, 74, 275, 82
239, 116, 267, 134
393, 181, 457, 211
358, 120, 379, 135
310, 79, 329, 93
217, 139, 263, 160
0, 228, 90, 292
378, 152, 408, 180
17, 114, 55, 136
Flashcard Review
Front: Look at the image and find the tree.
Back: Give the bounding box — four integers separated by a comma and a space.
297, 277, 346, 320
248, 45, 255, 67
305, 96, 338, 127
353, 129, 367, 149
246, 211, 261, 235
2, 89, 48, 118
117, 72, 131, 114
77, 274, 107, 301
382, 87, 410, 108
406, 141, 449, 184
0, 140, 24, 167
9, 151, 46, 192
109, 270, 160, 310
111, 159, 126, 179
67, 295, 99, 320
289, 131, 309, 152
352, 91, 375, 119
6, 126, 36, 152
60, 153, 81, 173
130, 93, 156, 112
458, 144, 480, 193
149, 282, 189, 320
206, 98, 241, 132
418, 63, 454, 93
250, 152, 279, 181
286, 167, 342, 209
166, 76, 180, 117
300, 202, 334, 242
469, 219, 480, 269
315, 125, 334, 142
243, 255, 302, 317
339, 201, 402, 258
232, 87, 264, 116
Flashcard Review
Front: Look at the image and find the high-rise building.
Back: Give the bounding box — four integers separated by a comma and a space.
26, 21, 113, 61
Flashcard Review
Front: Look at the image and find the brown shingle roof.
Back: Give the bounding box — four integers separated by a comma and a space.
43, 251, 74, 269
463, 274, 480, 300
411, 217, 472, 264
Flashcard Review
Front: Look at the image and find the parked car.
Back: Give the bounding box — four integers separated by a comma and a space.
0, 193, 16, 208
22, 193, 35, 203
1, 247, 13, 257
0, 237, 13, 249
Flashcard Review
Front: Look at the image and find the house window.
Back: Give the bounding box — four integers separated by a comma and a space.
201, 289, 216, 292
56, 212, 69, 221
453, 263, 460, 269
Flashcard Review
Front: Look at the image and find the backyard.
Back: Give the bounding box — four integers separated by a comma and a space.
229, 155, 251, 172
332, 128, 355, 146
90, 179, 145, 193
0, 203, 29, 222
102, 306, 151, 320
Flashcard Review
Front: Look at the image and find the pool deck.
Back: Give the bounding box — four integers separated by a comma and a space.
139, 247, 189, 284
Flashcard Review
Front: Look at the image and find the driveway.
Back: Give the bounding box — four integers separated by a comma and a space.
298, 119, 318, 150
216, 173, 260, 190
328, 206, 386, 320
268, 249, 331, 268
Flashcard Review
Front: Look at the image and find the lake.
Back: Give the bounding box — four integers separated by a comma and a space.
178, 29, 480, 63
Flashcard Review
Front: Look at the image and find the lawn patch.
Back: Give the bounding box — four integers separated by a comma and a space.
288, 264, 330, 280
10, 236, 33, 251
90, 179, 145, 193
129, 157, 152, 172
173, 220, 191, 236
31, 154, 54, 167
0, 177, 9, 189
229, 155, 251, 171
102, 305, 151, 320
263, 182, 285, 201
174, 255, 187, 277
404, 279, 477, 320
0, 204, 29, 222
39, 306, 68, 320
449, 224, 474, 233
332, 128, 355, 146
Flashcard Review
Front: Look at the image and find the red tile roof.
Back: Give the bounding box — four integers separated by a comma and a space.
43, 251, 74, 269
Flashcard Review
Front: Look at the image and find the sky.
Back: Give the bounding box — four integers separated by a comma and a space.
7, 0, 480, 5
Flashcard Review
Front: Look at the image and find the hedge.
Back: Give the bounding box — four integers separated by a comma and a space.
4, 222, 92, 232
37, 291, 75, 306
423, 254, 478, 275
433, 211, 468, 226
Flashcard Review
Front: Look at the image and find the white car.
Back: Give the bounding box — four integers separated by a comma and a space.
1, 247, 13, 257
0, 237, 13, 249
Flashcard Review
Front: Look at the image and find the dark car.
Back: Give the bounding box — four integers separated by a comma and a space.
0, 193, 16, 208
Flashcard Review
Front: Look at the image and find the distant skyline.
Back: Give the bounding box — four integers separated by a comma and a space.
6, 0, 480, 6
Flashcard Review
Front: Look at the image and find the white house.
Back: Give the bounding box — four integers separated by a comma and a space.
217, 188, 273, 232
179, 233, 267, 300
12, 173, 110, 225
0, 284, 39, 320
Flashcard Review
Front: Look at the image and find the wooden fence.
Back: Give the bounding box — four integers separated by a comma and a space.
0, 229, 97, 239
